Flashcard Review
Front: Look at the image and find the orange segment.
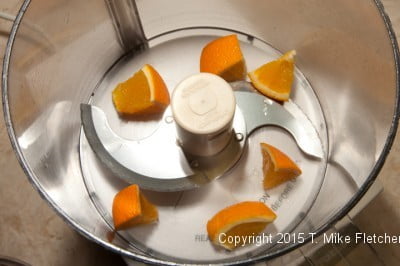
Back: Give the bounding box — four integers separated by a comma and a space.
207, 201, 277, 250
248, 50, 296, 101
200, 34, 246, 82
112, 64, 170, 116
261, 143, 302, 189
112, 184, 158, 231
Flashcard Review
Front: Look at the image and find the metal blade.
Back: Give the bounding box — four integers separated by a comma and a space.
80, 104, 247, 191
81, 104, 208, 191
80, 83, 322, 192
234, 89, 323, 158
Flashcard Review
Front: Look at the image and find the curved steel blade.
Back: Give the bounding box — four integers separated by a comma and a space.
81, 87, 322, 192
234, 90, 323, 158
80, 104, 209, 191
80, 104, 247, 191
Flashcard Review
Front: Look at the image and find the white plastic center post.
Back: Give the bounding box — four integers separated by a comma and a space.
171, 73, 236, 156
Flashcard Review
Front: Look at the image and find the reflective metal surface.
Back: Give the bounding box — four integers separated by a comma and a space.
233, 82, 323, 158
81, 105, 194, 179
105, 0, 147, 52
80, 102, 247, 191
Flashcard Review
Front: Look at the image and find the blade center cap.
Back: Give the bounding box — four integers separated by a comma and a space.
188, 85, 217, 115
171, 73, 236, 156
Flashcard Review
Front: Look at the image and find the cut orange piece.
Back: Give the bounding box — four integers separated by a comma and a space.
112, 64, 170, 116
207, 201, 276, 250
200, 34, 246, 82
112, 184, 158, 231
261, 143, 302, 189
248, 50, 296, 101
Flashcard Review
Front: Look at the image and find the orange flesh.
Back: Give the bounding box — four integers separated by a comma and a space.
200, 34, 246, 82
248, 50, 296, 101
112, 184, 158, 231
221, 222, 269, 249
261, 143, 302, 189
207, 201, 277, 250
112, 64, 170, 116
112, 70, 151, 114
255, 59, 294, 93
137, 192, 159, 224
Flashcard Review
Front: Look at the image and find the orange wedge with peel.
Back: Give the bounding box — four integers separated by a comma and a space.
248, 50, 296, 101
261, 143, 302, 189
112, 64, 170, 116
200, 34, 246, 82
207, 201, 277, 250
112, 184, 158, 231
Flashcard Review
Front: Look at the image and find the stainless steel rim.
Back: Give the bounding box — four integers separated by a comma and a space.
2, 0, 399, 265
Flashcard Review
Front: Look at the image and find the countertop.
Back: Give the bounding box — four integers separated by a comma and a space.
0, 0, 399, 265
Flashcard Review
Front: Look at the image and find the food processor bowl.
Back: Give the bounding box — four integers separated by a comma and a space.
2, 0, 399, 264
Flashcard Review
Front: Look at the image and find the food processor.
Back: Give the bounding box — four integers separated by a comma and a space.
2, 0, 399, 264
